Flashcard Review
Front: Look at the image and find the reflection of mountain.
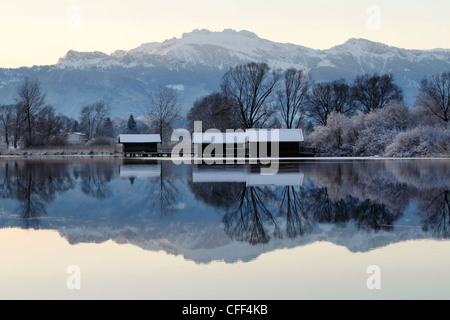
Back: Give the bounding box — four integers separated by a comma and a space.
0, 159, 449, 263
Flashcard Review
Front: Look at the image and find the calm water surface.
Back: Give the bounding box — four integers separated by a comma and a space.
0, 158, 449, 299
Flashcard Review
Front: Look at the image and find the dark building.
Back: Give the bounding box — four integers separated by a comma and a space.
118, 134, 161, 157
246, 129, 304, 158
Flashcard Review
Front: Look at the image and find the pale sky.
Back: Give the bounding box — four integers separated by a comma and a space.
0, 0, 449, 68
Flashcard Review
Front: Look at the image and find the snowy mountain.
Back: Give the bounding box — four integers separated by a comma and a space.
0, 29, 449, 118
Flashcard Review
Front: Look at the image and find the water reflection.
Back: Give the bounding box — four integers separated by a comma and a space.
0, 161, 76, 228
0, 158, 449, 261
419, 190, 450, 238
79, 162, 115, 199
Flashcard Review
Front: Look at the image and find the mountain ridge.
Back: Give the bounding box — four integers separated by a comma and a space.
56, 29, 449, 70
0, 29, 449, 117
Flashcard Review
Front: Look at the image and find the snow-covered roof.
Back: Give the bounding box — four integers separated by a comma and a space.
192, 129, 304, 144
246, 129, 304, 142
119, 134, 161, 143
192, 132, 247, 144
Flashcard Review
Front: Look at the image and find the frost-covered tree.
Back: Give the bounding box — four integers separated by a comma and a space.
384, 126, 450, 158
352, 101, 413, 156
307, 112, 354, 156
417, 71, 450, 123
308, 101, 415, 156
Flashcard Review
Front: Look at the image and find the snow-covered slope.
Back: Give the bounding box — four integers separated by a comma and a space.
56, 29, 314, 70
0, 29, 449, 117
56, 29, 449, 72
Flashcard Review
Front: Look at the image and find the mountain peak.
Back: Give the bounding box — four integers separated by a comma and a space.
181, 28, 259, 39
327, 37, 398, 56
55, 29, 449, 74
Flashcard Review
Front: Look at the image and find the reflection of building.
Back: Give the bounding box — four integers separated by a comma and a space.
118, 134, 161, 157
192, 165, 248, 183
247, 171, 304, 186
119, 163, 161, 180
192, 164, 304, 186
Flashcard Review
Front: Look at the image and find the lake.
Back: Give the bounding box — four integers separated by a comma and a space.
0, 157, 449, 300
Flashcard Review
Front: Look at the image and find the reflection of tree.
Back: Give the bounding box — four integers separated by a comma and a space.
16, 169, 46, 228
79, 163, 113, 199
305, 186, 350, 226
189, 182, 244, 211
0, 161, 76, 228
279, 186, 313, 239
223, 186, 278, 245
419, 190, 450, 238
304, 184, 401, 232
188, 160, 450, 245
351, 199, 401, 232
146, 161, 180, 218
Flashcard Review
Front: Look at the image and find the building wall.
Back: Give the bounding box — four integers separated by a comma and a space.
123, 143, 158, 153
249, 142, 300, 157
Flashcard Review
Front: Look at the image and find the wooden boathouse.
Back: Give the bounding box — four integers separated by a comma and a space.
246, 129, 304, 157
118, 134, 161, 157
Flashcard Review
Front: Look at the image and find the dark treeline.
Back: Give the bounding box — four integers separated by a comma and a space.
0, 80, 181, 148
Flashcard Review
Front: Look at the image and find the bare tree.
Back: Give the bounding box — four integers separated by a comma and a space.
276, 68, 312, 128
221, 62, 281, 128
417, 71, 450, 123
0, 105, 15, 147
33, 106, 71, 146
0, 103, 24, 148
187, 92, 241, 131
79, 101, 111, 140
306, 79, 354, 126
350, 73, 403, 113
15, 77, 47, 144
146, 86, 180, 143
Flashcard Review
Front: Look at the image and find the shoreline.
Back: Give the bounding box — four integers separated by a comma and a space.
0, 153, 449, 161
1, 146, 449, 161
